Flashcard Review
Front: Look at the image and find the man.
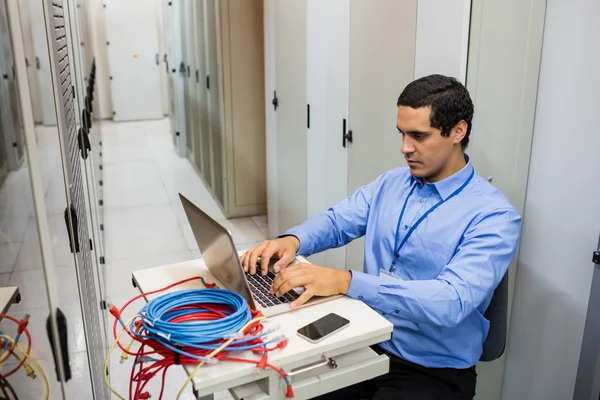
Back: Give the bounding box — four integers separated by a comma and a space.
241, 74, 521, 399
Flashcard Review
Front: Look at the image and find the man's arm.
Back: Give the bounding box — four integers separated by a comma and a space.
346, 208, 521, 327
281, 171, 389, 256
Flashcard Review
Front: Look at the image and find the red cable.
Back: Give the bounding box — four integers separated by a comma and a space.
158, 365, 169, 400
0, 373, 19, 400
0, 314, 32, 377
0, 374, 10, 399
108, 275, 294, 399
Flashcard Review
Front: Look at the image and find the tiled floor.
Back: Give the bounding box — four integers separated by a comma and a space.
0, 119, 267, 399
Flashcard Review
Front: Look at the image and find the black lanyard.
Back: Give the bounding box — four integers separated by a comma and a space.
390, 169, 475, 272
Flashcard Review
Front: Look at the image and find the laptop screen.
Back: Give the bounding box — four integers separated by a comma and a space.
178, 193, 255, 309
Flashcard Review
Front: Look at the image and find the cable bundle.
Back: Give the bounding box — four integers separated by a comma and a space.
0, 313, 49, 400
105, 276, 293, 400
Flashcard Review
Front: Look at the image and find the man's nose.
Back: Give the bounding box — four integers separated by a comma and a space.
401, 136, 415, 155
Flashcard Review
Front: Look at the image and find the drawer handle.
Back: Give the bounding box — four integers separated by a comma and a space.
286, 355, 338, 378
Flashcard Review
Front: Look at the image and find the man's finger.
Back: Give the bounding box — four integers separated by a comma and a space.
248, 242, 268, 275
291, 288, 314, 310
275, 276, 308, 298
270, 265, 303, 294
248, 241, 269, 275
259, 242, 277, 276
240, 249, 250, 270
273, 250, 296, 273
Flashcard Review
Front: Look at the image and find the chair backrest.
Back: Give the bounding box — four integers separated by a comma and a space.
480, 271, 509, 362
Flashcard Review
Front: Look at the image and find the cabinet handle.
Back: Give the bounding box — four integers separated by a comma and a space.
272, 90, 278, 110
343, 119, 353, 147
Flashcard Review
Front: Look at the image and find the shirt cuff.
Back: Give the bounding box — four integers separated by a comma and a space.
277, 229, 311, 255
346, 270, 382, 306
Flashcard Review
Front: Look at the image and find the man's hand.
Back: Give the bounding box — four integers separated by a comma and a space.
270, 263, 352, 309
240, 236, 300, 276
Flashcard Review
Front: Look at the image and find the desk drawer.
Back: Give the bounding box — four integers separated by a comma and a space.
230, 347, 389, 400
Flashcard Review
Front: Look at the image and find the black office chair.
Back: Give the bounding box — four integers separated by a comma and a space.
480, 271, 509, 361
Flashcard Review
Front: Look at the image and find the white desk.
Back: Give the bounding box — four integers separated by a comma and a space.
132, 257, 393, 400
0, 287, 20, 315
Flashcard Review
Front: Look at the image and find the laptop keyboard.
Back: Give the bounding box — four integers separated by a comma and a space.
245, 270, 300, 308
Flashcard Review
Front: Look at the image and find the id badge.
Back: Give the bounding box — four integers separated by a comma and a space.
379, 267, 400, 281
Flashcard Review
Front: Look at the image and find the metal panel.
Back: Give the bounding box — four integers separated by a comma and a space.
17, 0, 44, 124
345, 0, 417, 272
104, 0, 163, 121
0, 0, 25, 171
0, 95, 8, 187
466, 0, 546, 398
194, 0, 209, 180
206, 0, 225, 205
41, 1, 109, 398
305, 0, 349, 269
273, 0, 307, 234
166, 0, 187, 156
574, 234, 600, 399
184, 0, 195, 160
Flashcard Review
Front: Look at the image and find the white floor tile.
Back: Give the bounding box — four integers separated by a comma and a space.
8, 269, 50, 311
102, 161, 170, 208
219, 217, 267, 245
102, 141, 153, 165
0, 272, 10, 286
252, 215, 267, 228
105, 251, 192, 300
0, 242, 21, 274
0, 216, 29, 244
0, 187, 34, 219
103, 205, 189, 259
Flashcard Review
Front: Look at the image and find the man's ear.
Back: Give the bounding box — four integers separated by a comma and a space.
452, 120, 468, 144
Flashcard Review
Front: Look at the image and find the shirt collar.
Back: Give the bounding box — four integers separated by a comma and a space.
411, 154, 474, 200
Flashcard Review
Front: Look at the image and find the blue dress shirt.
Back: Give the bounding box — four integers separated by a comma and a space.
283, 156, 521, 368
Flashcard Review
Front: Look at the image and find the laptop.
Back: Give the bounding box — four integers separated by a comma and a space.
179, 193, 339, 317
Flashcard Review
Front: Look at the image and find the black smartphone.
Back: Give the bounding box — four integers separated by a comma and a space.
297, 313, 350, 343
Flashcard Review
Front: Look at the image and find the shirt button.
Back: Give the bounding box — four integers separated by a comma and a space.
394, 254, 399, 259
419, 198, 424, 203
394, 310, 400, 314
358, 295, 364, 300
403, 225, 409, 230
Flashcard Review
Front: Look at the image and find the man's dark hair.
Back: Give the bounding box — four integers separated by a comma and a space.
397, 74, 474, 149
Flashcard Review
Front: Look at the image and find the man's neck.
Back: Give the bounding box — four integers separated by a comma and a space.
425, 151, 467, 183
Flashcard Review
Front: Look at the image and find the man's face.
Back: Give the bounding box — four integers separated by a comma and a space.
397, 106, 463, 182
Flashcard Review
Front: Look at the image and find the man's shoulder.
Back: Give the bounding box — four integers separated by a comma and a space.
375, 166, 412, 183
469, 173, 520, 216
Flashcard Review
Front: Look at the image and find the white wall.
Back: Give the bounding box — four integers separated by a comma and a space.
501, 1, 600, 399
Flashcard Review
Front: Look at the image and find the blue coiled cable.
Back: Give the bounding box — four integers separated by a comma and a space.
129, 288, 277, 363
